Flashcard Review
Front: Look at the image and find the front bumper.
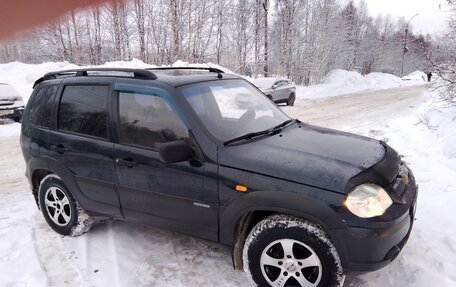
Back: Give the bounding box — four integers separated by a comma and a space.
332, 179, 418, 272
0, 106, 24, 122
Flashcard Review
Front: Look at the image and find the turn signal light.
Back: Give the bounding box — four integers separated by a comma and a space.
235, 185, 248, 192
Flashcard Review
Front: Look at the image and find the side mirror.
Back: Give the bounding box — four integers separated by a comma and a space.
272, 84, 278, 89
159, 139, 194, 163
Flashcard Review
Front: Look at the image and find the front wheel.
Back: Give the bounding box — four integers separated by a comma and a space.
287, 93, 296, 106
243, 214, 344, 287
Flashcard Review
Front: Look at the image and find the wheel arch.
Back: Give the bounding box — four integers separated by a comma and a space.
220, 190, 346, 270
31, 169, 51, 207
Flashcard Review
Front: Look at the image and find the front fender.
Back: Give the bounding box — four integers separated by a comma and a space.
219, 189, 346, 246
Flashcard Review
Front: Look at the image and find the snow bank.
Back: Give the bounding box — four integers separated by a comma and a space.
170, 60, 236, 74
402, 71, 428, 83
323, 69, 371, 87
365, 72, 405, 89
293, 69, 427, 106
0, 59, 238, 105
0, 61, 78, 104
415, 94, 456, 165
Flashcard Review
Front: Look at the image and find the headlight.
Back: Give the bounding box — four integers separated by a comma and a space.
345, 183, 393, 218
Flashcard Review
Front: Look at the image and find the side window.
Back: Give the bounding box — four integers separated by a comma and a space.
119, 91, 188, 149
58, 85, 108, 139
27, 85, 58, 128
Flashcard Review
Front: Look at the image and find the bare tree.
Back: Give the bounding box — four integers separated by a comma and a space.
431, 0, 456, 105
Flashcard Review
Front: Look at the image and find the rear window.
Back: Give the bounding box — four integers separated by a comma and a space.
26, 85, 58, 128
58, 85, 109, 139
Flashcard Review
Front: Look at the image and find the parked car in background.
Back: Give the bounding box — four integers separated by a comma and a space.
253, 77, 296, 106
0, 83, 24, 122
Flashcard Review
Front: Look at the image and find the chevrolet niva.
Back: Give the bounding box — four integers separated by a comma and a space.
21, 67, 418, 287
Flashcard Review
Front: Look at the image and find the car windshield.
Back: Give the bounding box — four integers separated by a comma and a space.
252, 77, 276, 89
180, 79, 290, 142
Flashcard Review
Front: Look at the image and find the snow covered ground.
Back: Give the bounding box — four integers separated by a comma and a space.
0, 62, 455, 286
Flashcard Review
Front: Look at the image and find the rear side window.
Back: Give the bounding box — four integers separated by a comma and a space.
118, 91, 188, 149
58, 85, 108, 139
27, 85, 58, 128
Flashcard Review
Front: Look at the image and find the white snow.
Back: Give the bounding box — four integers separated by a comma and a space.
402, 71, 428, 82
0, 122, 20, 138
340, 91, 456, 287
0, 61, 455, 286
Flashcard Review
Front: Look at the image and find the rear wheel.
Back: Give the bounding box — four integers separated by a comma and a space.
266, 95, 273, 101
287, 93, 296, 106
38, 174, 94, 236
243, 214, 344, 287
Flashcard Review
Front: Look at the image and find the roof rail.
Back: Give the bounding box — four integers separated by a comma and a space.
33, 68, 157, 88
147, 66, 224, 78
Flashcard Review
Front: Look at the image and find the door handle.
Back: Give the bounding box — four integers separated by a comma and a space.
50, 144, 67, 154
115, 158, 138, 168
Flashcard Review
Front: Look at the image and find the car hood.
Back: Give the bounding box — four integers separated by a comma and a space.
257, 87, 272, 92
219, 123, 399, 194
0, 100, 24, 109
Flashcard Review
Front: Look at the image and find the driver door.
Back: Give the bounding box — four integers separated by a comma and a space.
113, 84, 219, 241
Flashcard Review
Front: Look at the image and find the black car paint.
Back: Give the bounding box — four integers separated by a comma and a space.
21, 71, 418, 273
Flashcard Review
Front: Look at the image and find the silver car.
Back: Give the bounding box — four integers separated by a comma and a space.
0, 83, 25, 122
253, 77, 296, 106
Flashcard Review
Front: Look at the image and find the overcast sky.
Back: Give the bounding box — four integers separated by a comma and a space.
360, 0, 452, 35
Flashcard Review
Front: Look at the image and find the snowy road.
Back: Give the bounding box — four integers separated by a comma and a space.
283, 85, 427, 129
1, 84, 456, 286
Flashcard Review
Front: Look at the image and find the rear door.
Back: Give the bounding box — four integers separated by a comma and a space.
47, 81, 121, 217
276, 80, 289, 101
112, 83, 219, 241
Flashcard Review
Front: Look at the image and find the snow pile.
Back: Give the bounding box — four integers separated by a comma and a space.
402, 71, 428, 83
0, 61, 78, 104
98, 58, 155, 69
365, 72, 405, 89
293, 69, 427, 106
0, 60, 237, 105
170, 60, 236, 74
323, 69, 371, 87
414, 94, 456, 165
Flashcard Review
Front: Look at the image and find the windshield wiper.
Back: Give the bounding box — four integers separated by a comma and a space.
223, 118, 299, 146
272, 118, 299, 130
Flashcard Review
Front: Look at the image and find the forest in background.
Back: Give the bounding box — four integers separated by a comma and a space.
0, 0, 436, 85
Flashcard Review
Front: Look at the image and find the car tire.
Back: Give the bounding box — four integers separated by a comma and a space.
266, 95, 273, 101
243, 214, 344, 287
287, 93, 296, 106
38, 174, 94, 236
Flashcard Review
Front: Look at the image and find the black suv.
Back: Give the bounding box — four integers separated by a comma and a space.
21, 67, 418, 287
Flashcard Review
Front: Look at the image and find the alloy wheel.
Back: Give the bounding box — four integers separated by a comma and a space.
44, 186, 72, 226
260, 238, 322, 287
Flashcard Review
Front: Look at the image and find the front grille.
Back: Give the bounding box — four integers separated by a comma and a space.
387, 162, 410, 202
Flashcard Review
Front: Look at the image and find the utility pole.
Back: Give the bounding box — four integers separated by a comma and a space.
263, 0, 269, 77
401, 13, 419, 77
